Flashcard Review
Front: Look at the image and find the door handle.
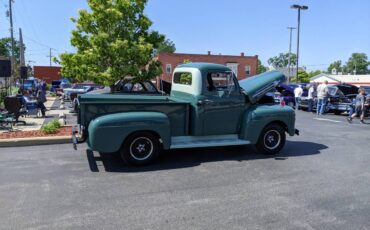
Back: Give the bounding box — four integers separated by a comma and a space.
197, 99, 213, 106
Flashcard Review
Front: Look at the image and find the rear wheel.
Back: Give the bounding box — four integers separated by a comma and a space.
120, 132, 160, 166
256, 124, 286, 155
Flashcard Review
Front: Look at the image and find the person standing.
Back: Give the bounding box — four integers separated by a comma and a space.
316, 80, 329, 115
294, 85, 303, 110
36, 89, 46, 117
307, 83, 315, 112
347, 88, 366, 123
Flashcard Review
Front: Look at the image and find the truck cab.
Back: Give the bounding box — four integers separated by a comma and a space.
74, 63, 298, 166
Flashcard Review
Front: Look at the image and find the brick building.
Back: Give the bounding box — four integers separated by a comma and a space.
157, 52, 258, 82
33, 66, 62, 84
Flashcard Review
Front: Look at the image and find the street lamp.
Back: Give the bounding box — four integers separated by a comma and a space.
287, 27, 296, 84
290, 4, 308, 83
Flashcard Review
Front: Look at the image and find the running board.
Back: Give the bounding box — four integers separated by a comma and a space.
170, 135, 250, 149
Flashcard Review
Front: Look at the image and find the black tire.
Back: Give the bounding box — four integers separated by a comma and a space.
334, 110, 341, 115
120, 132, 160, 166
256, 124, 286, 155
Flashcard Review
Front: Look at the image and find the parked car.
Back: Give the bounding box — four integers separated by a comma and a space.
274, 84, 295, 107
63, 84, 99, 100
360, 86, 370, 94
17, 78, 38, 91
274, 84, 308, 108
299, 83, 359, 114
73, 63, 299, 166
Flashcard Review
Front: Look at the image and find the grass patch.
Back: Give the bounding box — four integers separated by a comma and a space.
40, 119, 61, 134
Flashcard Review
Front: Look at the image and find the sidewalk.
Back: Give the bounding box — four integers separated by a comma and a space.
0, 96, 76, 147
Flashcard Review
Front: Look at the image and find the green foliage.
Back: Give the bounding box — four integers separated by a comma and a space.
179, 73, 192, 85
327, 60, 342, 74
57, 0, 166, 86
157, 38, 176, 53
268, 53, 297, 68
291, 70, 312, 83
345, 53, 369, 74
257, 59, 267, 74
0, 37, 26, 64
40, 119, 61, 134
308, 70, 321, 78
50, 92, 56, 97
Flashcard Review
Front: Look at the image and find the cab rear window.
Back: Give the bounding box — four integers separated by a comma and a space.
174, 72, 192, 85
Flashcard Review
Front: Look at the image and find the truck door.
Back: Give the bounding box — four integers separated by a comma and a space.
200, 71, 245, 135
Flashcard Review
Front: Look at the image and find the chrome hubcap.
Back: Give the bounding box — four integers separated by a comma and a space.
129, 137, 153, 161
264, 130, 281, 150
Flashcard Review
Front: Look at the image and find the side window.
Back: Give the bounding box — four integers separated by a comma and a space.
166, 64, 172, 74
143, 81, 157, 92
245, 65, 251, 76
174, 72, 192, 85
132, 83, 144, 92
121, 82, 133, 92
206, 72, 236, 96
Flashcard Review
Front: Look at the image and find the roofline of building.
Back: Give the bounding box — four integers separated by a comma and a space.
159, 52, 258, 59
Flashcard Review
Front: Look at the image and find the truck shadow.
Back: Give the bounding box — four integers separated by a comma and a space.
86, 140, 328, 173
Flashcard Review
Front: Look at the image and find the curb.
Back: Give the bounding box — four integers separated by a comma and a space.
0, 136, 72, 148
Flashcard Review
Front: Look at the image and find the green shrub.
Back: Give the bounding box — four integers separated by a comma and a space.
40, 119, 61, 134
50, 92, 56, 97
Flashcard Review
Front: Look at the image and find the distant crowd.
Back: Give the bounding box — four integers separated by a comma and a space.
294, 81, 369, 124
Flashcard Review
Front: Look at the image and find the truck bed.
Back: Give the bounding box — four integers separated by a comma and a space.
78, 94, 191, 136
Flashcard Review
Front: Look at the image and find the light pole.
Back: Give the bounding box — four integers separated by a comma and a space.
287, 27, 296, 84
290, 4, 308, 83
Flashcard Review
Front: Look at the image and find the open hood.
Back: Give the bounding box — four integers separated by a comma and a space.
335, 84, 358, 95
239, 71, 286, 104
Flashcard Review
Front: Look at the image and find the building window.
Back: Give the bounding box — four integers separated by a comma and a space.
166, 64, 172, 74
226, 63, 238, 78
245, 65, 251, 76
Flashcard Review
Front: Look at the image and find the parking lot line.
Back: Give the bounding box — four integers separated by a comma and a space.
313, 118, 342, 123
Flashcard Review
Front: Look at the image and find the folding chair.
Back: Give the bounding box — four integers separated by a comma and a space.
4, 96, 27, 126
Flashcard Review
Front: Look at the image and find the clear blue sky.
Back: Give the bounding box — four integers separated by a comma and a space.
0, 0, 369, 71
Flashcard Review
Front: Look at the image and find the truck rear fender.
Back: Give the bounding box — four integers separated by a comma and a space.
88, 112, 171, 153
239, 105, 296, 144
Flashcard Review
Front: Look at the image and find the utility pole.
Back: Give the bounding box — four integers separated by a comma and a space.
47, 48, 52, 66
9, 0, 15, 61
287, 27, 296, 84
290, 4, 308, 83
19, 28, 25, 66
8, 0, 15, 96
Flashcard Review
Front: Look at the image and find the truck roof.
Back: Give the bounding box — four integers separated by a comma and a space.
177, 62, 231, 72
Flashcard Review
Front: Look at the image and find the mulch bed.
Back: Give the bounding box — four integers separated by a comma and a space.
0, 126, 72, 139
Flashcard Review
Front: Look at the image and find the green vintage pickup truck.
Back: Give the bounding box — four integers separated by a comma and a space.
73, 63, 298, 166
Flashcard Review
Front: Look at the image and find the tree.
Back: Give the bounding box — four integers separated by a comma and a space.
327, 60, 342, 74
308, 70, 321, 78
57, 0, 166, 87
157, 38, 176, 53
0, 37, 26, 64
257, 59, 267, 74
297, 70, 309, 83
345, 53, 369, 74
267, 53, 297, 68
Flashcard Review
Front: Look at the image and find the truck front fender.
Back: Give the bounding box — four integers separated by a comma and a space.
240, 105, 296, 144
88, 112, 170, 153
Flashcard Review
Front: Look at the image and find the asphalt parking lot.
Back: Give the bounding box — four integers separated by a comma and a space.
0, 111, 369, 229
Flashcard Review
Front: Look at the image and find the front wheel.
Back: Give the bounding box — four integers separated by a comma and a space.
256, 124, 286, 155
120, 132, 160, 166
